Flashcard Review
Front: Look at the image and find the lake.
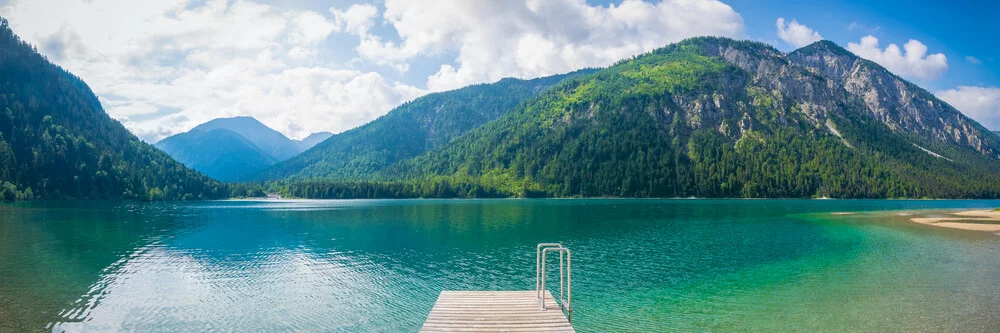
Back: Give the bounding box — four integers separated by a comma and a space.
2, 199, 999, 332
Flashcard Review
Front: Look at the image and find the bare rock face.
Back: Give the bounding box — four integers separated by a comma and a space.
675, 39, 999, 159
685, 40, 864, 141
646, 38, 1000, 160
789, 41, 1000, 158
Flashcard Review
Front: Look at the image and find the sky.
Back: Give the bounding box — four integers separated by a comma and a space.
0, 0, 998, 142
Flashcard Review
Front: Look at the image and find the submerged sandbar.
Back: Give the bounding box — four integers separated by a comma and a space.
910, 210, 1000, 232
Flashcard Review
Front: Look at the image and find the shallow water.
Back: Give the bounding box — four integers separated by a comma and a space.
1, 199, 999, 332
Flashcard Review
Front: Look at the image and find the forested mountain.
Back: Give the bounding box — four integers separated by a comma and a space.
155, 116, 329, 181
253, 69, 598, 181
0, 19, 235, 200
281, 37, 1000, 199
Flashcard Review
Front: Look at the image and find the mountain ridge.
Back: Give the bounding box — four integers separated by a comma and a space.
297, 131, 333, 150
251, 68, 599, 181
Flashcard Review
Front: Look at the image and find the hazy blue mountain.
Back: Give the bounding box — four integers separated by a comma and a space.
190, 116, 302, 161
155, 116, 333, 181
155, 128, 277, 182
0, 19, 226, 200
296, 131, 333, 150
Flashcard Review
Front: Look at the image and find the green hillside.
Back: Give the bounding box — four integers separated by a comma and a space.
252, 69, 598, 181
280, 38, 1000, 199
0, 19, 240, 200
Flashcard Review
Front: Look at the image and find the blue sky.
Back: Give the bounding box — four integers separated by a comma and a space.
1, 0, 998, 141
262, 0, 1000, 91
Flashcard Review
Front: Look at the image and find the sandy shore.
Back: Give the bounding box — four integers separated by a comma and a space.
910, 210, 1000, 232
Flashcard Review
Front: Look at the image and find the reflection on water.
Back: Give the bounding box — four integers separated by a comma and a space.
1, 199, 1000, 332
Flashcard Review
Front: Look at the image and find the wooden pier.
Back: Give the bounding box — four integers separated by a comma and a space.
420, 243, 575, 332
420, 290, 575, 332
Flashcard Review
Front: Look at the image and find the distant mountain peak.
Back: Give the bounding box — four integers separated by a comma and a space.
156, 128, 277, 182
182, 116, 304, 161
296, 131, 333, 151
156, 116, 331, 181
301, 131, 333, 141
192, 116, 271, 132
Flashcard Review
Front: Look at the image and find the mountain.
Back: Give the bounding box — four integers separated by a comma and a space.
155, 128, 277, 182
0, 19, 228, 200
330, 37, 1000, 199
297, 132, 332, 150
156, 116, 332, 181
186, 116, 302, 161
253, 68, 598, 181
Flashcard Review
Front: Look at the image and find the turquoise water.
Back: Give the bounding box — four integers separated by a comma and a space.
1, 199, 999, 332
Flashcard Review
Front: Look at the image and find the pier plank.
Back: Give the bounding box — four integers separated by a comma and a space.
420, 290, 574, 332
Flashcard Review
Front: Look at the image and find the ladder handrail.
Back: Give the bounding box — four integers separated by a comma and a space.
536, 243, 562, 299
536, 243, 572, 323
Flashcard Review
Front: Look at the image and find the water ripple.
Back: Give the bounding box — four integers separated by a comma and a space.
0, 200, 999, 331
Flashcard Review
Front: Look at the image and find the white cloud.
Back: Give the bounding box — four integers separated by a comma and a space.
338, 0, 745, 91
776, 17, 822, 48
0, 0, 423, 141
966, 56, 982, 64
936, 86, 1000, 129
2, 0, 748, 141
288, 11, 338, 46
847, 35, 948, 81
331, 4, 379, 36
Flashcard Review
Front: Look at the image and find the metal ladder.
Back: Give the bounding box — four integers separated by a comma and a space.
536, 243, 572, 322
